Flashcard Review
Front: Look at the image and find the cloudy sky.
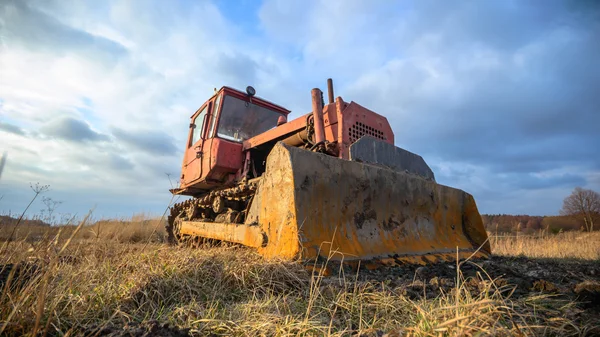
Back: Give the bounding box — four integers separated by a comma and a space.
1, 0, 599, 220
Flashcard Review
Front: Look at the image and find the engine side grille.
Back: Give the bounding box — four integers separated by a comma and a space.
348, 121, 386, 144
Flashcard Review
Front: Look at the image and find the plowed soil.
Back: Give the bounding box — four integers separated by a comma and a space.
345, 256, 600, 306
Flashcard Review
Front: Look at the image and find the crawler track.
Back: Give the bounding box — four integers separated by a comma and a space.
166, 179, 258, 245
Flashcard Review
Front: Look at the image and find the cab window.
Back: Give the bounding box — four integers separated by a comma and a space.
208, 94, 221, 138
217, 95, 283, 142
190, 105, 208, 147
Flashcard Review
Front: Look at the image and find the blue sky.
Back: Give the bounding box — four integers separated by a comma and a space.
0, 0, 599, 220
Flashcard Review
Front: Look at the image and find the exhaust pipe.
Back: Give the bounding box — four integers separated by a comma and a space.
327, 78, 334, 104
311, 88, 326, 144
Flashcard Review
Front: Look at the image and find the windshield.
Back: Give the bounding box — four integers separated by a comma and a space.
217, 95, 284, 142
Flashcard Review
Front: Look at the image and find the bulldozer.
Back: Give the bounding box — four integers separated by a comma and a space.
167, 79, 491, 265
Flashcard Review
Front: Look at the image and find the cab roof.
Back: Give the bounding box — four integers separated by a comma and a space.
220, 86, 291, 115
190, 86, 291, 119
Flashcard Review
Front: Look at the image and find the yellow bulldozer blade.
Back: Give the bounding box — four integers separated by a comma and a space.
242, 142, 491, 264
178, 142, 491, 264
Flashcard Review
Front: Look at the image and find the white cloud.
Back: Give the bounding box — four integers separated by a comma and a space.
1, 0, 598, 217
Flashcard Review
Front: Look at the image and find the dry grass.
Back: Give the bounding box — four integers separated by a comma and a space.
82, 215, 165, 243
491, 231, 600, 260
1, 218, 599, 336
1, 243, 592, 336
0, 214, 165, 244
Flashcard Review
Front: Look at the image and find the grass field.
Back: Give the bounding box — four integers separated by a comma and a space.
1, 217, 599, 336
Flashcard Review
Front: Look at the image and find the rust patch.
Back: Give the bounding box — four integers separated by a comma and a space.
363, 195, 372, 209
300, 176, 311, 190
382, 214, 404, 231
353, 212, 365, 229
354, 209, 377, 229
342, 179, 370, 213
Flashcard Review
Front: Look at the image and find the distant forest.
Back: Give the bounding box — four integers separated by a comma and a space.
482, 214, 584, 234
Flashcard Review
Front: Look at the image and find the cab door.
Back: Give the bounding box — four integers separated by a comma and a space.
183, 103, 210, 184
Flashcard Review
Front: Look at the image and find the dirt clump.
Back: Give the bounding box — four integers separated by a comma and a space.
574, 280, 600, 308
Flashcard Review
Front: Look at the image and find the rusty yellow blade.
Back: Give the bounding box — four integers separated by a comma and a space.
248, 142, 491, 264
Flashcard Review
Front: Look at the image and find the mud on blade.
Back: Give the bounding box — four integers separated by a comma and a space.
245, 143, 491, 264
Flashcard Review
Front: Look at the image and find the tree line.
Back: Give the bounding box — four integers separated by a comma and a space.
483, 187, 600, 234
